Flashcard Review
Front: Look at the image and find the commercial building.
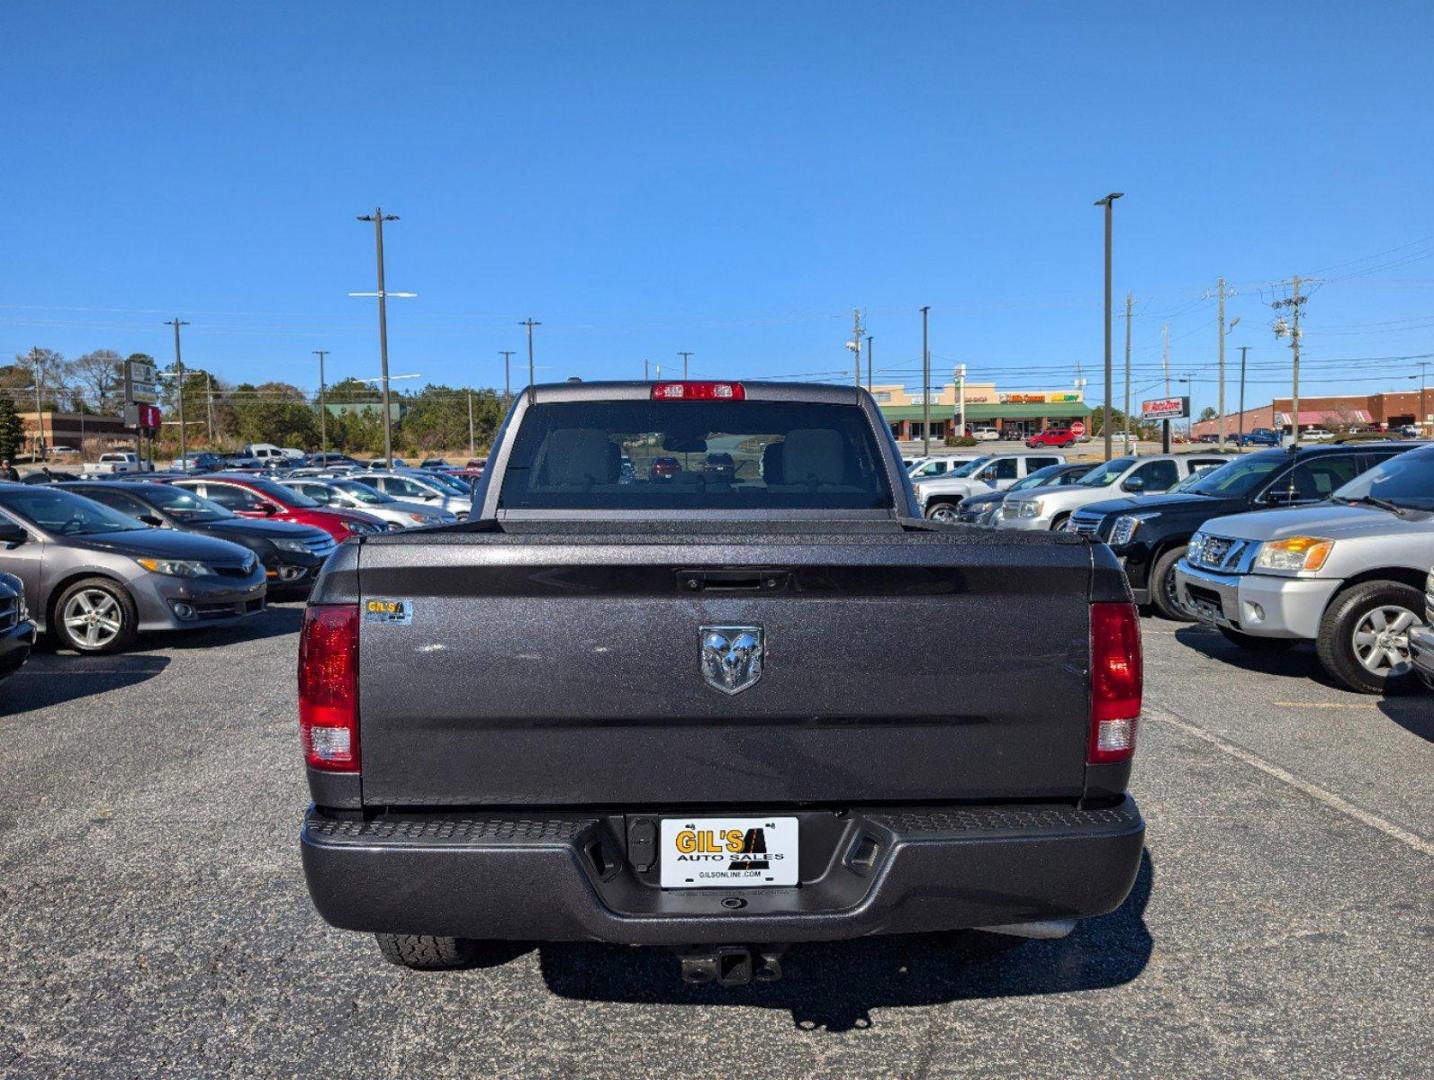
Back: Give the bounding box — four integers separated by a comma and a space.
1190, 390, 1432, 440
18, 411, 134, 456
872, 382, 1090, 441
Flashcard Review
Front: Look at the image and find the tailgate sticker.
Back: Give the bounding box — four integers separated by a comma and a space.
364, 598, 413, 625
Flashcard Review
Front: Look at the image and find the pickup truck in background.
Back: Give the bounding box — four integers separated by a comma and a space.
298, 380, 1145, 984
82, 452, 154, 475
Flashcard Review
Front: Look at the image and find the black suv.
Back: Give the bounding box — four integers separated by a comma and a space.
1074, 442, 1421, 619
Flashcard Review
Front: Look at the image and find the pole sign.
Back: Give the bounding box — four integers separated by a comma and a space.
1141, 396, 1189, 421
124, 358, 159, 405
1069, 419, 1086, 437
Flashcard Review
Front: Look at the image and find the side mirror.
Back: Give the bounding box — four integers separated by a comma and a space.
261, 503, 280, 515
0, 521, 27, 544
1122, 477, 1146, 493
138, 514, 164, 528
1262, 488, 1297, 506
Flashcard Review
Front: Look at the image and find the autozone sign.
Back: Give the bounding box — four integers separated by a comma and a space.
1141, 396, 1189, 420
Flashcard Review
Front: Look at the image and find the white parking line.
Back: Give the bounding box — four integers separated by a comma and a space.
1146, 706, 1434, 858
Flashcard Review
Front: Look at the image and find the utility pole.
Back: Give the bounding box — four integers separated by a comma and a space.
520, 318, 541, 398
1161, 320, 1171, 454
1123, 291, 1133, 449
206, 372, 215, 443
499, 350, 515, 402
313, 350, 329, 455
1216, 277, 1228, 451
1094, 192, 1124, 462
165, 317, 189, 467
920, 306, 931, 455
356, 208, 400, 467
847, 309, 863, 388
643, 359, 649, 381
1420, 360, 1430, 436
865, 334, 873, 392
1237, 345, 1249, 446
467, 391, 475, 456
956, 363, 967, 438
678, 351, 693, 380
1272, 275, 1306, 446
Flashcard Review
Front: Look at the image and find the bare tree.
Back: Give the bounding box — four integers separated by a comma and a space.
71, 349, 124, 413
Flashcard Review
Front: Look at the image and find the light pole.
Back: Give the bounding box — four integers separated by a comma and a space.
313, 350, 329, 455
355, 208, 409, 467
865, 334, 873, 392
1093, 193, 1124, 462
678, 351, 693, 379
499, 350, 515, 402
164, 318, 189, 467
920, 306, 931, 455
520, 318, 541, 398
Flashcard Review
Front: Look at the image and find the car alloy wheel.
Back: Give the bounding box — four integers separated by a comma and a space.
1351, 605, 1418, 677
925, 503, 961, 523
62, 588, 124, 650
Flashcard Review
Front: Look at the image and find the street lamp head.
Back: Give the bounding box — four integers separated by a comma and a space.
1093, 192, 1125, 206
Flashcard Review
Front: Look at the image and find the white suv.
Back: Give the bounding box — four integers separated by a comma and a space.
996, 453, 1231, 532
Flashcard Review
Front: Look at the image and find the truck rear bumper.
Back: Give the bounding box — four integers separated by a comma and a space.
301, 798, 1145, 945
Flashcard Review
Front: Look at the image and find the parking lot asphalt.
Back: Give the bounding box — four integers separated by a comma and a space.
1, 605, 1430, 1079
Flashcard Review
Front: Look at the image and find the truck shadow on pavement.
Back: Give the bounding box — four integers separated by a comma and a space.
536, 850, 1154, 1032
1378, 698, 1434, 743
1172, 624, 1339, 684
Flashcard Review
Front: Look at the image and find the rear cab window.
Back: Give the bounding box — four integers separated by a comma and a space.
497, 400, 892, 511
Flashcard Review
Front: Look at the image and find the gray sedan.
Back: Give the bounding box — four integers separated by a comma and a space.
0, 483, 266, 653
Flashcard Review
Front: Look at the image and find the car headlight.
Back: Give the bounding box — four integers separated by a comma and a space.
1253, 536, 1334, 574
272, 537, 312, 554
135, 557, 214, 578
1110, 513, 1157, 546
15, 593, 29, 622
345, 520, 378, 535
1188, 531, 1207, 564
1015, 498, 1043, 518
407, 512, 428, 523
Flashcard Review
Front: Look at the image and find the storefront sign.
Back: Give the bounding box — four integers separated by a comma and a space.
1142, 396, 1190, 420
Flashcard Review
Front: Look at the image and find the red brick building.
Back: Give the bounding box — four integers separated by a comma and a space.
1191, 390, 1432, 439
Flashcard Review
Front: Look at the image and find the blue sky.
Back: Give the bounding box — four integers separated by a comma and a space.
4, 1, 1434, 414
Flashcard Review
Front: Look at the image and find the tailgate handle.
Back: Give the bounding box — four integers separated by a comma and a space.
679, 569, 790, 593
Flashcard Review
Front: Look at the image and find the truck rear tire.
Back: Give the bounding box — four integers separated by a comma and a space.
375, 934, 478, 970
1315, 580, 1424, 694
1149, 547, 1195, 622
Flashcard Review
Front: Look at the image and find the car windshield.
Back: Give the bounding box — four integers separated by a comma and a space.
1011, 463, 1079, 492
1077, 457, 1137, 487
0, 486, 148, 535
242, 477, 320, 508
498, 400, 893, 511
1181, 452, 1286, 497
331, 480, 394, 504
419, 472, 469, 495
1331, 449, 1434, 511
947, 457, 992, 478
139, 484, 234, 521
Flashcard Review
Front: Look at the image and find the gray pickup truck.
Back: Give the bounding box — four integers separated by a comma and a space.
297, 380, 1145, 984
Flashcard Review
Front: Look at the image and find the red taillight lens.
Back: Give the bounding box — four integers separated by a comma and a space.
650, 381, 746, 401
298, 604, 360, 772
1089, 601, 1142, 764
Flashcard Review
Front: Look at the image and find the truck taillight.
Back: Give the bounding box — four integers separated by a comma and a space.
298, 604, 360, 772
650, 381, 746, 400
1089, 601, 1142, 764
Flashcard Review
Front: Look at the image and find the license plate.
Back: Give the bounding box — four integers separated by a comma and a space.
659, 817, 799, 889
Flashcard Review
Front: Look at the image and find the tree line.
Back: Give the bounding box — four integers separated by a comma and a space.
0, 346, 510, 457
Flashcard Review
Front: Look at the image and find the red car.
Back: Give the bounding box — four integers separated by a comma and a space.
162, 473, 387, 542
1025, 427, 1077, 448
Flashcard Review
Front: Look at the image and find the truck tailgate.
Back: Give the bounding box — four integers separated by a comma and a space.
354, 526, 1095, 807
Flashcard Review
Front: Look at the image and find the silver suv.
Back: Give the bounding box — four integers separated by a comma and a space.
1176, 445, 1434, 693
